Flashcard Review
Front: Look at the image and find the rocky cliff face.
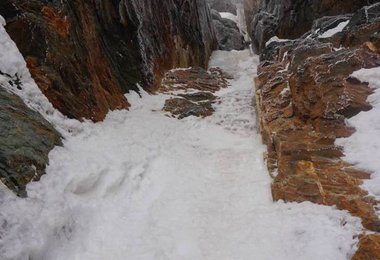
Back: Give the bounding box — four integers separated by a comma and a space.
249, 0, 379, 52
255, 3, 380, 257
0, 0, 217, 121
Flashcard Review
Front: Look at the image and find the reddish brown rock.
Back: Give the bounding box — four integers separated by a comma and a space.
289, 48, 378, 120
255, 7, 380, 233
353, 234, 380, 260
163, 98, 215, 119
0, 0, 217, 121
160, 67, 229, 94
160, 67, 228, 119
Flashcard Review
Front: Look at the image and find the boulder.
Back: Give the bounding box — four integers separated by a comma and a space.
163, 97, 215, 119
0, 0, 217, 121
211, 10, 246, 51
0, 85, 61, 197
160, 67, 229, 119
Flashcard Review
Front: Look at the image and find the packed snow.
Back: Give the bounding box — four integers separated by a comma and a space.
318, 20, 349, 39
337, 67, 380, 207
0, 17, 363, 260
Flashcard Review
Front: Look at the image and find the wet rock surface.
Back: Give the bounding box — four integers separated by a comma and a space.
211, 10, 245, 51
160, 67, 228, 119
0, 0, 217, 121
0, 85, 61, 197
249, 0, 378, 52
255, 3, 380, 253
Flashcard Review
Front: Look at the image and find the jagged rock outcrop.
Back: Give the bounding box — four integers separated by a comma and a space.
0, 0, 217, 121
160, 67, 229, 119
211, 10, 245, 51
0, 85, 61, 197
249, 0, 379, 53
207, 0, 237, 14
255, 2, 380, 255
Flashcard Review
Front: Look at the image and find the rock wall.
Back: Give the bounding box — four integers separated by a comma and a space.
207, 0, 237, 14
255, 3, 380, 257
0, 0, 217, 121
249, 0, 379, 52
243, 0, 259, 39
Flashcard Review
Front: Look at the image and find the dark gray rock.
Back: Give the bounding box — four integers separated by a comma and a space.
251, 11, 278, 53
260, 40, 293, 62
243, 0, 260, 37
346, 3, 380, 29
249, 0, 378, 53
211, 9, 245, 50
0, 84, 61, 197
207, 0, 237, 14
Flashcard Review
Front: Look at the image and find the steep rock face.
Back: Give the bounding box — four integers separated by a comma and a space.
255, 2, 380, 248
243, 0, 259, 38
0, 0, 217, 121
0, 85, 61, 197
250, 0, 378, 52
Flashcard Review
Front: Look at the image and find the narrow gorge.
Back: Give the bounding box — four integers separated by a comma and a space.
1, 0, 380, 259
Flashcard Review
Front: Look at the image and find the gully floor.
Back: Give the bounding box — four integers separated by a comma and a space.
0, 21, 363, 259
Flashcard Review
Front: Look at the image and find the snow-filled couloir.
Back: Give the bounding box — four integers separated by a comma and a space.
0, 20, 363, 260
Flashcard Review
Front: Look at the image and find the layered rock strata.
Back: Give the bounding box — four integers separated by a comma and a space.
255, 3, 380, 257
160, 67, 229, 119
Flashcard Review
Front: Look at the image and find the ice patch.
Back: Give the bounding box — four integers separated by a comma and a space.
219, 12, 238, 24
319, 20, 349, 39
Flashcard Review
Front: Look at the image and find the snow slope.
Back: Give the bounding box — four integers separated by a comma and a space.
0, 18, 363, 260
337, 68, 380, 209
